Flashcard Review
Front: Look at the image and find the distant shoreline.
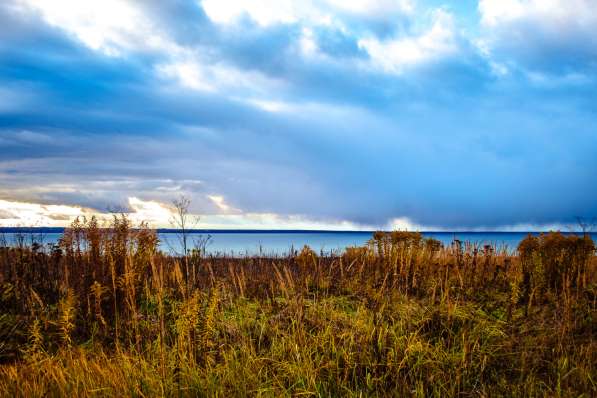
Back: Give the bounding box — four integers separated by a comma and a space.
0, 227, 592, 234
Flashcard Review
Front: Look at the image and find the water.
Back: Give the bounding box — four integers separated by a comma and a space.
1, 229, 595, 256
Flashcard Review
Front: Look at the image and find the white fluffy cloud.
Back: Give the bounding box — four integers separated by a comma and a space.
324, 0, 413, 16
15, 0, 173, 55
0, 197, 375, 230
0, 198, 88, 226
0, 197, 174, 227
479, 0, 597, 72
358, 9, 458, 74
201, 0, 413, 27
156, 59, 285, 96
12, 0, 461, 93
479, 0, 597, 28
201, 0, 306, 26
14, 0, 288, 101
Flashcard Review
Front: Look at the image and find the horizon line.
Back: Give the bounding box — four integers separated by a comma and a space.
0, 227, 593, 234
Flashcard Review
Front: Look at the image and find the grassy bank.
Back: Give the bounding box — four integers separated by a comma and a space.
0, 217, 595, 397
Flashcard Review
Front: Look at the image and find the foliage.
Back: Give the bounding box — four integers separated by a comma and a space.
0, 219, 595, 397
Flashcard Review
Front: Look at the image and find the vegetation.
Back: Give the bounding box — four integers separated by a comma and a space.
0, 217, 595, 397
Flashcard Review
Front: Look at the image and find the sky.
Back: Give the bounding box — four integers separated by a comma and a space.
0, 0, 596, 230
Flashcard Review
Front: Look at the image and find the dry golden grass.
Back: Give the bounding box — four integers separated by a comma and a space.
0, 217, 595, 397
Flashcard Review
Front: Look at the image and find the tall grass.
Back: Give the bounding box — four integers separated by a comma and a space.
0, 217, 595, 397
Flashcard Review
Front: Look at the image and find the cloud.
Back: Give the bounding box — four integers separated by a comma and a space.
201, 0, 413, 28
0, 198, 88, 226
0, 0, 596, 230
479, 0, 597, 73
324, 0, 414, 17
0, 86, 35, 113
479, 0, 597, 28
201, 0, 303, 26
208, 195, 240, 214
358, 9, 458, 74
14, 0, 170, 56
0, 197, 178, 228
0, 209, 17, 220
0, 197, 377, 230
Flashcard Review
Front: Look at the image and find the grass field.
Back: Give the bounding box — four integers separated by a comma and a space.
0, 216, 595, 397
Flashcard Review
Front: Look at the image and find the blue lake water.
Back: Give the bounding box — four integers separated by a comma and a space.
1, 230, 595, 256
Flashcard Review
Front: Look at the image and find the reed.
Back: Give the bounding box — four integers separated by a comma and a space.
0, 220, 595, 397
